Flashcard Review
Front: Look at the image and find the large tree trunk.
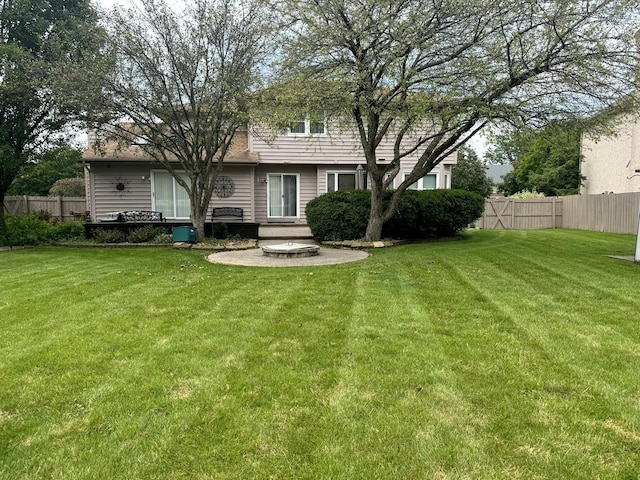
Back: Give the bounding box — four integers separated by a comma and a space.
365, 181, 385, 241
191, 204, 207, 243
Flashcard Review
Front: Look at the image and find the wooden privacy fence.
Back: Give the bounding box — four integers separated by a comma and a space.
479, 197, 562, 230
3, 196, 87, 222
478, 192, 640, 234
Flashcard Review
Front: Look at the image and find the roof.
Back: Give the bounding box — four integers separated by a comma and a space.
82, 130, 259, 164
485, 163, 513, 183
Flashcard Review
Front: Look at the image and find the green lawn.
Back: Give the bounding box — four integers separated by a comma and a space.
1, 229, 640, 479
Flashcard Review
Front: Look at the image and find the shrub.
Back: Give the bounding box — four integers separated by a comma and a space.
92, 227, 126, 243
49, 177, 85, 197
51, 221, 85, 240
128, 225, 164, 243
510, 189, 544, 199
305, 190, 371, 241
0, 215, 85, 246
213, 222, 230, 239
386, 189, 485, 238
306, 189, 485, 241
153, 233, 173, 244
3, 214, 55, 245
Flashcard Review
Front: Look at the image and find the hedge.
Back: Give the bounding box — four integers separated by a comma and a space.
1, 214, 85, 246
305, 189, 485, 241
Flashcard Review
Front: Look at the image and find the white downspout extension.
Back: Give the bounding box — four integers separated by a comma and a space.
635, 197, 640, 262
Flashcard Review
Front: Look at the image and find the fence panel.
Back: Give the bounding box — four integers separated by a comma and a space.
479, 193, 640, 234
562, 193, 640, 234
3, 196, 87, 222
479, 198, 562, 230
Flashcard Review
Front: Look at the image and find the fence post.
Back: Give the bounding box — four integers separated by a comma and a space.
552, 197, 556, 228
482, 202, 487, 229
23, 195, 29, 215
510, 198, 515, 229
57, 196, 63, 220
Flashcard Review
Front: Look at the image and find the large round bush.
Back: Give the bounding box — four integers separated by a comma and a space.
306, 189, 484, 241
385, 189, 485, 238
305, 190, 371, 241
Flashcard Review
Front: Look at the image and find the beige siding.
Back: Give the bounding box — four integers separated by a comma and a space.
207, 166, 254, 222
581, 118, 640, 194
91, 162, 255, 222
92, 163, 152, 218
251, 124, 376, 164
254, 165, 317, 223
251, 121, 457, 173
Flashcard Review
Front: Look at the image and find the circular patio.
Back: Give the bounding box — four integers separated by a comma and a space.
206, 243, 369, 267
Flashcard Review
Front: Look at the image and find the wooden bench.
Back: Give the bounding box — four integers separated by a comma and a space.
212, 207, 243, 222
120, 210, 165, 222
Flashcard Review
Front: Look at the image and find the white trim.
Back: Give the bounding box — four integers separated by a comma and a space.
287, 114, 327, 137
326, 170, 357, 192
403, 171, 440, 190
266, 173, 300, 219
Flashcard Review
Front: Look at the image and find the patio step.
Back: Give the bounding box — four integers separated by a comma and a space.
258, 224, 313, 240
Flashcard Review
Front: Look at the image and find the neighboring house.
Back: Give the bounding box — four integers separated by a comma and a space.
581, 117, 640, 194
485, 164, 513, 194
82, 120, 457, 224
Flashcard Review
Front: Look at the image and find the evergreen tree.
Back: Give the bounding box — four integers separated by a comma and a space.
452, 147, 493, 198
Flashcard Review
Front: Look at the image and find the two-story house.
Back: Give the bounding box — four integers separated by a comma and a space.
82, 120, 457, 228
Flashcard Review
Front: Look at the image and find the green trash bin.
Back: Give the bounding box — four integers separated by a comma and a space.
172, 226, 197, 243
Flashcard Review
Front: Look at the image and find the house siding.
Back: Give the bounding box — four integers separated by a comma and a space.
85, 121, 458, 225
90, 162, 255, 222
207, 166, 254, 222
254, 164, 317, 223
92, 163, 153, 218
581, 119, 640, 194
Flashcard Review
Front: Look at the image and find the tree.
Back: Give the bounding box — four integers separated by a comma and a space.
91, 0, 272, 242
8, 144, 83, 196
275, 0, 640, 240
49, 177, 85, 197
452, 147, 493, 198
489, 123, 583, 196
0, 0, 103, 232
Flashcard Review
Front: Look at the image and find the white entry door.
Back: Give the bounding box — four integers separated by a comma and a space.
268, 173, 299, 218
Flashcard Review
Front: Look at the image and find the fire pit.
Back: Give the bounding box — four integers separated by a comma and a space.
261, 242, 320, 258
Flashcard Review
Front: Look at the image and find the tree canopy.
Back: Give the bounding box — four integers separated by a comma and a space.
0, 0, 104, 223
90, 0, 272, 241
487, 123, 583, 196
452, 147, 493, 198
273, 0, 640, 240
8, 144, 83, 196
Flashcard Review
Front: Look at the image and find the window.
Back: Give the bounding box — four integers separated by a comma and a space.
268, 173, 299, 218
327, 172, 357, 192
152, 170, 190, 219
404, 173, 439, 190
288, 114, 326, 136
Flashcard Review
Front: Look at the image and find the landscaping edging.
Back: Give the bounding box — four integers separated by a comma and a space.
51, 239, 259, 250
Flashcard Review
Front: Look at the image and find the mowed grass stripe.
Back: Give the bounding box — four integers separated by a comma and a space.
129, 264, 363, 478
1, 231, 640, 478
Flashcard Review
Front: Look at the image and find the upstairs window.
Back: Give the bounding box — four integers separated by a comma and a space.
288, 113, 326, 136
